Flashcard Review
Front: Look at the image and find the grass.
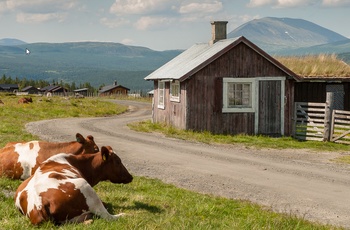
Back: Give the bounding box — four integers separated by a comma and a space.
0, 93, 127, 147
128, 120, 350, 152
276, 54, 350, 77
0, 177, 341, 229
0, 94, 345, 229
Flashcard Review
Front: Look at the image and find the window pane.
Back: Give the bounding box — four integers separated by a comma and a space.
158, 82, 165, 107
227, 82, 251, 108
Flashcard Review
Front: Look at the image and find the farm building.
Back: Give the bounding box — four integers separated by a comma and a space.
99, 81, 130, 97
40, 85, 68, 96
21, 86, 40, 94
0, 84, 19, 93
278, 55, 350, 111
145, 21, 301, 136
74, 88, 89, 97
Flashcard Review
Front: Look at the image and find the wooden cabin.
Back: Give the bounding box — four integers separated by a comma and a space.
0, 84, 19, 93
145, 21, 300, 136
99, 81, 130, 97
278, 55, 350, 111
21, 86, 40, 94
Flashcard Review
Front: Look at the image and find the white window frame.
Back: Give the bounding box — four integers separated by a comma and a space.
170, 80, 180, 102
222, 78, 256, 113
158, 81, 165, 109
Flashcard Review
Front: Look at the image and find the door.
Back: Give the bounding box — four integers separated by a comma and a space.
257, 79, 284, 136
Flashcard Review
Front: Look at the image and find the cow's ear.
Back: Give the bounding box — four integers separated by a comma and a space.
101, 146, 109, 161
76, 133, 85, 143
87, 135, 94, 141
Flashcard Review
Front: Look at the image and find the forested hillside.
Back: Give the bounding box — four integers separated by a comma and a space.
0, 42, 182, 92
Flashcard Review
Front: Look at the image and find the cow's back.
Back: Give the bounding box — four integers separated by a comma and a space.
0, 133, 98, 180
0, 141, 40, 179
16, 154, 96, 224
15, 147, 132, 225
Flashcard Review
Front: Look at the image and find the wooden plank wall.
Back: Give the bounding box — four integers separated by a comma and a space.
153, 42, 296, 136
185, 43, 292, 135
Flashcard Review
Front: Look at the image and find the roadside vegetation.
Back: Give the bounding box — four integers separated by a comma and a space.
0, 93, 127, 146
128, 120, 350, 152
0, 94, 344, 229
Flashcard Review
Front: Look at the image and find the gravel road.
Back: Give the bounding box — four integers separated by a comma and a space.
25, 100, 350, 229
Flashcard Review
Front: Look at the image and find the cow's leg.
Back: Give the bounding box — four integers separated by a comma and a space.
66, 212, 94, 224
81, 185, 125, 220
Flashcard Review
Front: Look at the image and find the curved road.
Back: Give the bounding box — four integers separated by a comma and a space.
26, 100, 350, 229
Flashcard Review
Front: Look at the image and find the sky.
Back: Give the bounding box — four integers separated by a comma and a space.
0, 0, 349, 51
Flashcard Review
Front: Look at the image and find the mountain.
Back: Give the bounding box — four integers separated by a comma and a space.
1, 17, 350, 90
282, 39, 350, 56
228, 17, 350, 54
0, 38, 27, 46
0, 42, 182, 91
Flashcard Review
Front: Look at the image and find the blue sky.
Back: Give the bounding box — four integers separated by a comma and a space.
0, 0, 349, 51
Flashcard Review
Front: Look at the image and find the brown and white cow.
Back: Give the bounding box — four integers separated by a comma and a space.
0, 133, 99, 180
18, 97, 33, 104
15, 146, 133, 225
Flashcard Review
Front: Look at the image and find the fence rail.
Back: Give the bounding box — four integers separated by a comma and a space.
294, 102, 326, 141
331, 110, 350, 145
294, 100, 350, 144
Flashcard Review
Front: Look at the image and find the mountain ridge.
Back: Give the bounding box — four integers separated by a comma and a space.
228, 17, 349, 54
1, 17, 350, 91
0, 38, 27, 46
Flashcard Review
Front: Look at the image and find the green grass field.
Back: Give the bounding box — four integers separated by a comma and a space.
0, 94, 344, 229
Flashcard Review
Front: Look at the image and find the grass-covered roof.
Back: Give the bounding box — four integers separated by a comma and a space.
276, 54, 350, 79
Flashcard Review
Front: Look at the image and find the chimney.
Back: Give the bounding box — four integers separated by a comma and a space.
114, 80, 117, 86
210, 21, 228, 45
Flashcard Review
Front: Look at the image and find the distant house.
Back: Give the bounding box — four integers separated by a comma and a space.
145, 21, 300, 137
40, 85, 67, 96
21, 86, 40, 94
74, 88, 89, 97
147, 90, 154, 97
0, 84, 19, 93
99, 81, 130, 97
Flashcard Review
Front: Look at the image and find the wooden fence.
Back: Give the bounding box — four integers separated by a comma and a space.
294, 101, 350, 145
293, 102, 326, 142
330, 110, 350, 145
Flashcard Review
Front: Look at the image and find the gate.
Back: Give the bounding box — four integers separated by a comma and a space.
293, 102, 350, 144
330, 110, 350, 145
293, 102, 326, 141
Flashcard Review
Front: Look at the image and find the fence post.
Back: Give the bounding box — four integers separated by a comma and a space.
323, 92, 334, 141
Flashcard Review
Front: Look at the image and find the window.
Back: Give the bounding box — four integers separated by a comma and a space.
170, 80, 180, 102
223, 78, 255, 113
158, 81, 165, 109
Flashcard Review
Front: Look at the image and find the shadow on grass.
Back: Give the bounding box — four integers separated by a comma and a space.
105, 201, 164, 214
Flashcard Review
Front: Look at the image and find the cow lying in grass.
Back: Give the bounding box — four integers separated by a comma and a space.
0, 133, 99, 180
18, 97, 33, 104
15, 146, 133, 225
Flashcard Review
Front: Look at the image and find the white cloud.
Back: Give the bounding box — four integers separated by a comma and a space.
322, 0, 350, 6
100, 17, 130, 28
121, 38, 134, 45
4, 0, 78, 12
179, 1, 223, 14
0, 0, 79, 23
277, 0, 317, 7
134, 16, 175, 30
110, 0, 173, 14
16, 12, 66, 24
247, 0, 274, 7
248, 0, 350, 8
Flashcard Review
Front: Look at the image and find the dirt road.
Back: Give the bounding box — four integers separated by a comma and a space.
26, 100, 350, 228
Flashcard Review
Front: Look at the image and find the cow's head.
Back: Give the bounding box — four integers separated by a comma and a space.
76, 133, 99, 153
99, 146, 133, 184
